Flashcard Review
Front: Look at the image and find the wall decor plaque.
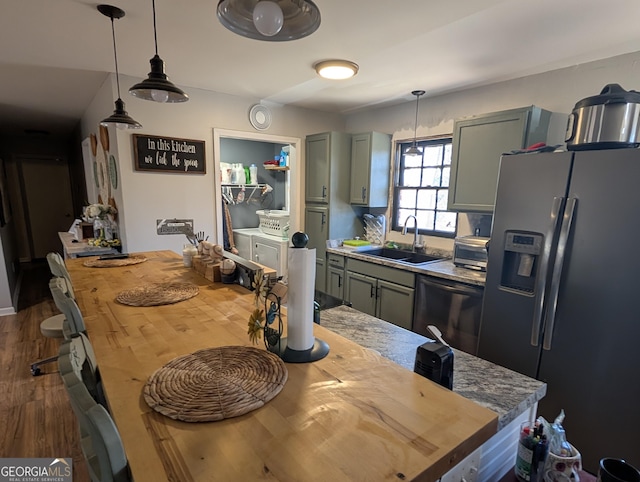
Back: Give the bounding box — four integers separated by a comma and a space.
133, 134, 206, 174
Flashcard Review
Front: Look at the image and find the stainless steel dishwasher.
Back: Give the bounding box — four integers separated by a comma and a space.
413, 275, 484, 356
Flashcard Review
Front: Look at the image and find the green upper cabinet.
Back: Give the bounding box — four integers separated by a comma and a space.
447, 106, 551, 213
349, 132, 391, 207
306, 132, 350, 204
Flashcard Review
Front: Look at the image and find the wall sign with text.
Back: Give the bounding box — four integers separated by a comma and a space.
133, 135, 206, 174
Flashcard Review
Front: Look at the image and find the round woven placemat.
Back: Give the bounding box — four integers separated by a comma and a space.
144, 346, 288, 422
116, 282, 199, 306
83, 255, 147, 268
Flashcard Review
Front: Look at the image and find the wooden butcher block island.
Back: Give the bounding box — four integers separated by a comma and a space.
67, 250, 498, 482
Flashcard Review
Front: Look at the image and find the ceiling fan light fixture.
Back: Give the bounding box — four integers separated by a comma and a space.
314, 60, 359, 80
98, 4, 142, 130
252, 1, 283, 36
217, 0, 320, 42
405, 90, 425, 155
129, 0, 189, 103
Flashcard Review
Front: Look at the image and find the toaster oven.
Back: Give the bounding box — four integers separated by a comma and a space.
453, 236, 490, 271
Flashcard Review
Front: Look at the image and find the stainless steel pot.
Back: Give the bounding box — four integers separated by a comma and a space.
565, 83, 640, 151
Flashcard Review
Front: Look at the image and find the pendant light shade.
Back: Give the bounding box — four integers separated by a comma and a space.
101, 98, 142, 129
405, 90, 425, 155
129, 0, 188, 103
98, 5, 142, 130
217, 0, 320, 42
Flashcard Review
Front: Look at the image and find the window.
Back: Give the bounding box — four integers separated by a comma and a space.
392, 137, 457, 238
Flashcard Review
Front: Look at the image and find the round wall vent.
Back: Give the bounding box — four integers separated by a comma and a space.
249, 104, 272, 130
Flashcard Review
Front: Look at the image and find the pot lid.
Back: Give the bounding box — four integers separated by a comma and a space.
574, 83, 640, 109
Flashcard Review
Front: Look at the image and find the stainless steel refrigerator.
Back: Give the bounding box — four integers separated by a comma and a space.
478, 148, 640, 473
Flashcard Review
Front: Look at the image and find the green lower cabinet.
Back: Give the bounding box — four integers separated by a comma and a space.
327, 265, 345, 300
345, 271, 377, 316
345, 270, 415, 330
376, 280, 414, 330
316, 258, 326, 293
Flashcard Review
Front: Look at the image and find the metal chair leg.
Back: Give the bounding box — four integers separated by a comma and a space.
30, 355, 58, 376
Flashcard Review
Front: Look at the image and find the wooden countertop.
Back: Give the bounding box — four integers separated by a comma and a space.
67, 250, 498, 482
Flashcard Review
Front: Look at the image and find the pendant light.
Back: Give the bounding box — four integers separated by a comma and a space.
129, 0, 189, 103
217, 0, 321, 42
406, 90, 425, 155
98, 5, 142, 129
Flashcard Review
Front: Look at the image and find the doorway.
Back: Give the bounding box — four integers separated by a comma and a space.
19, 157, 74, 259
213, 129, 302, 245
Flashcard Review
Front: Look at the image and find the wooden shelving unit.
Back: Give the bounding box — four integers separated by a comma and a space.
264, 166, 289, 171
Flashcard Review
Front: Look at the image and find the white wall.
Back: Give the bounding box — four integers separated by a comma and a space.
81, 74, 344, 255
344, 50, 640, 251
0, 221, 18, 315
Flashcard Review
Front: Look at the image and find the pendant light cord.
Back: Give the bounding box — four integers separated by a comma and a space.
109, 16, 123, 99
152, 0, 159, 56
413, 93, 421, 145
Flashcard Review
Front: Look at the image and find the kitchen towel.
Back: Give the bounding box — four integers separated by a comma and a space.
286, 247, 316, 351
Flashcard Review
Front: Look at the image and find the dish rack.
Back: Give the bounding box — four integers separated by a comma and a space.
256, 210, 289, 236
364, 214, 386, 245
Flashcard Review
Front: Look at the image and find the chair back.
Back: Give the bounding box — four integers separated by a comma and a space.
47, 252, 75, 299
58, 334, 104, 406
49, 277, 86, 336
61, 371, 130, 482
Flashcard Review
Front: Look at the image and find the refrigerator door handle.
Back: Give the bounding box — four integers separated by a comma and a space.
531, 196, 565, 346
542, 197, 577, 351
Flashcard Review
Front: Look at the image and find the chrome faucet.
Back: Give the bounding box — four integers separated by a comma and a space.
402, 215, 418, 252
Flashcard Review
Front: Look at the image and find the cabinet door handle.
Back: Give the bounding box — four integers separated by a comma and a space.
338, 275, 342, 288
322, 185, 327, 198
361, 187, 366, 201
370, 285, 375, 298
321, 213, 326, 225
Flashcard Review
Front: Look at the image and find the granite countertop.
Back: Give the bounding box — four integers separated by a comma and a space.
320, 305, 546, 430
326, 245, 486, 286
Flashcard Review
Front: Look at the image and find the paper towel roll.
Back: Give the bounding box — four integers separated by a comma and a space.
286, 247, 316, 351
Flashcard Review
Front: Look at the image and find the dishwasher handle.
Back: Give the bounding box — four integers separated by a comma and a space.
419, 276, 482, 297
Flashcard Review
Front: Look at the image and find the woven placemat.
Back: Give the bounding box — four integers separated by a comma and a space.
116, 282, 199, 306
144, 346, 288, 422
83, 255, 147, 268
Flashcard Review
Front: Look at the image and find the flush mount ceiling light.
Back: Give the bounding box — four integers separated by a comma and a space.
217, 0, 320, 42
98, 5, 142, 129
314, 60, 359, 80
129, 0, 188, 103
406, 90, 425, 155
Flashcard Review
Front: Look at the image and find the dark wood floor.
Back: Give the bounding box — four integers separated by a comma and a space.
0, 260, 89, 481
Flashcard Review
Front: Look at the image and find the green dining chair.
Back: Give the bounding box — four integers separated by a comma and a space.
30, 253, 78, 376
48, 276, 86, 338
46, 251, 75, 299
60, 366, 131, 482
58, 333, 106, 409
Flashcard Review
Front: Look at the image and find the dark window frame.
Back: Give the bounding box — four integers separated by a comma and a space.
392, 137, 458, 239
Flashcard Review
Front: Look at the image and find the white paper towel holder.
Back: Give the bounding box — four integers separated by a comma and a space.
270, 232, 329, 363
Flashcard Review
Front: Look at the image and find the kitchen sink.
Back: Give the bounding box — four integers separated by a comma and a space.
361, 248, 443, 265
